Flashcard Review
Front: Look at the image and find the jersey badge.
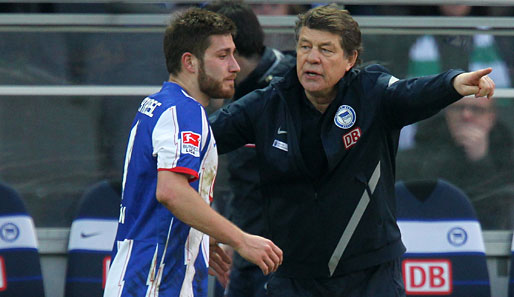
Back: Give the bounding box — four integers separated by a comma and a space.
181, 131, 201, 157
334, 105, 356, 129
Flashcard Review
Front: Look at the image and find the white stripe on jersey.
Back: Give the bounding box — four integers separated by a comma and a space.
179, 228, 205, 297
181, 90, 196, 101
200, 109, 209, 151
145, 245, 160, 297
122, 120, 139, 200
198, 129, 217, 202
153, 106, 180, 169
145, 218, 174, 297
103, 239, 133, 297
201, 234, 209, 269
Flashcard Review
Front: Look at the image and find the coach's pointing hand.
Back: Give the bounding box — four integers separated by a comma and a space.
453, 67, 496, 99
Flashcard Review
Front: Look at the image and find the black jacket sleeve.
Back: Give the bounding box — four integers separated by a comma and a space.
365, 65, 464, 128
209, 87, 270, 154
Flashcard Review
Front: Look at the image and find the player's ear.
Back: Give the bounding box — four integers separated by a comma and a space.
181, 52, 198, 73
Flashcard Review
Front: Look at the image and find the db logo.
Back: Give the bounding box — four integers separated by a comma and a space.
343, 127, 361, 149
402, 259, 452, 295
103, 256, 111, 289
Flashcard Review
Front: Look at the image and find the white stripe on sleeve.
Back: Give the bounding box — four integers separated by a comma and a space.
153, 106, 180, 169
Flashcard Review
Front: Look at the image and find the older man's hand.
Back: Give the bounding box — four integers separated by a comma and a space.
453, 68, 495, 99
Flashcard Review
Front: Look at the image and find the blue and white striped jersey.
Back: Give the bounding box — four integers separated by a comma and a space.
104, 82, 218, 297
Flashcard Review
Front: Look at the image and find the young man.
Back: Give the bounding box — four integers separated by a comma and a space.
103, 8, 282, 297
204, 1, 295, 296
210, 4, 495, 296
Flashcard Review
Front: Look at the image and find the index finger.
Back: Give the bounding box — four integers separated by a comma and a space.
471, 67, 492, 81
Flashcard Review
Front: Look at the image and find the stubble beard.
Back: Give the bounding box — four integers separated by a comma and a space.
198, 60, 235, 99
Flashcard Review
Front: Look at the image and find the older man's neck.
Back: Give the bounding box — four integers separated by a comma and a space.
305, 90, 336, 114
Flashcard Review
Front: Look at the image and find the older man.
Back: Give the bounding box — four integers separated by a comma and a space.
210, 4, 495, 296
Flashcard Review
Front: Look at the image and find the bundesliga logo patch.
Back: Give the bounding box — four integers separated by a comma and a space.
181, 131, 201, 157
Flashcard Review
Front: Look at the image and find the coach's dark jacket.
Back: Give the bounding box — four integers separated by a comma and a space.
210, 64, 463, 278
226, 47, 295, 270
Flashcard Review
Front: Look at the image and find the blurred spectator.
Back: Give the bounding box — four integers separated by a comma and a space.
251, 3, 308, 16
250, 3, 309, 52
396, 4, 512, 150
396, 96, 514, 229
398, 34, 442, 150
439, 4, 471, 16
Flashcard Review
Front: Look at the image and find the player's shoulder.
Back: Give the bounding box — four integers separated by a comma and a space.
155, 85, 204, 112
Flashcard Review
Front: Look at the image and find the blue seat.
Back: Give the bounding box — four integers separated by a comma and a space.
0, 182, 45, 296
396, 179, 490, 296
64, 180, 120, 297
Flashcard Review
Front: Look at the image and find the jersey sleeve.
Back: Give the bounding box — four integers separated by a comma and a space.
152, 102, 205, 182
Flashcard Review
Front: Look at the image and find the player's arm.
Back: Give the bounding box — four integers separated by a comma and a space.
155, 170, 283, 275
